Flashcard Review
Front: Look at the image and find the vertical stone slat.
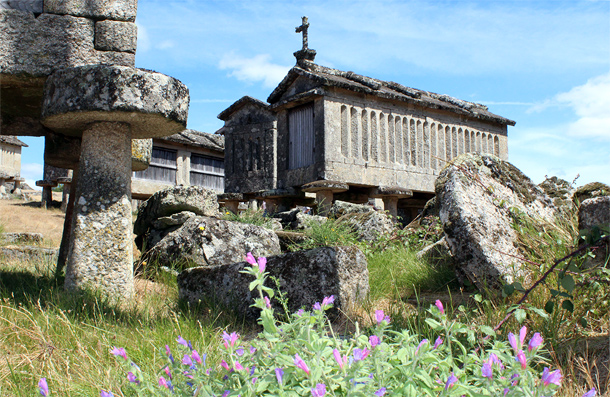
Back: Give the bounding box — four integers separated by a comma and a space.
445, 126, 451, 161
457, 128, 464, 156
417, 120, 423, 168
395, 116, 402, 165
370, 111, 378, 162
481, 132, 487, 153
476, 131, 481, 153
361, 109, 369, 161
388, 113, 395, 163
437, 124, 445, 168
379, 112, 387, 163
423, 121, 430, 169
403, 117, 410, 166
430, 122, 436, 170
350, 107, 359, 159
494, 136, 500, 156
410, 119, 417, 166
464, 129, 470, 153
340, 105, 349, 157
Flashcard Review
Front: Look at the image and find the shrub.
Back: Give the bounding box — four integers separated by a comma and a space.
41, 254, 596, 397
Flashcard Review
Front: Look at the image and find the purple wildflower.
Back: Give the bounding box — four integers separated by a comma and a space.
541, 367, 562, 386
236, 347, 245, 356
369, 335, 380, 348
488, 353, 504, 369
176, 336, 188, 347
234, 361, 244, 371
445, 373, 458, 390
519, 326, 527, 346
164, 366, 172, 379
159, 376, 169, 389
250, 346, 256, 354
503, 388, 510, 396
415, 339, 428, 354
508, 332, 518, 352
222, 331, 239, 348
435, 299, 444, 315
38, 378, 48, 396
245, 252, 257, 265
353, 347, 370, 361
192, 350, 204, 365
528, 333, 543, 352
297, 309, 305, 316
222, 391, 230, 397
582, 389, 597, 397
182, 354, 193, 366
100, 391, 113, 397
311, 383, 326, 397
322, 295, 335, 307
482, 362, 493, 379
294, 353, 310, 375
221, 359, 230, 371
374, 388, 387, 396
165, 344, 175, 363
313, 302, 322, 311
374, 310, 390, 324
275, 367, 284, 384
264, 296, 271, 309
433, 336, 443, 350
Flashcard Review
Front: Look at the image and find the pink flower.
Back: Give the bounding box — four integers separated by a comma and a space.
235, 361, 244, 371
38, 378, 48, 396
488, 353, 504, 369
110, 347, 127, 361
519, 326, 527, 346
222, 331, 239, 348
158, 376, 169, 389
435, 300, 444, 315
333, 348, 347, 369
192, 350, 203, 365
369, 335, 380, 348
127, 372, 139, 384
508, 332, 518, 352
100, 391, 113, 397
164, 366, 172, 379
275, 367, 284, 384
541, 367, 562, 386
245, 252, 267, 272
433, 337, 443, 350
528, 333, 543, 351
176, 336, 188, 347
322, 295, 335, 307
375, 310, 390, 324
221, 359, 231, 371
294, 353, 310, 375
245, 252, 257, 265
182, 354, 193, 366
415, 339, 428, 354
517, 350, 527, 369
264, 296, 271, 308
582, 389, 597, 397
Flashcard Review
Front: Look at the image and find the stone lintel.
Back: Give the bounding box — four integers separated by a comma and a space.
370, 185, 413, 198
301, 180, 349, 193
36, 179, 58, 187
218, 192, 245, 202
44, 0, 138, 22
256, 188, 301, 199
56, 177, 73, 184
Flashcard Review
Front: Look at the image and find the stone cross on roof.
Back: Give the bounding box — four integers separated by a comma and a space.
295, 16, 310, 50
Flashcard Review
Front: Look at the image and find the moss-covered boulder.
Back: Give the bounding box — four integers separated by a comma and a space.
574, 182, 610, 204
435, 154, 557, 289
538, 176, 575, 213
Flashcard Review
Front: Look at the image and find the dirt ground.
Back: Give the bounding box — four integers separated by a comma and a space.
0, 192, 65, 248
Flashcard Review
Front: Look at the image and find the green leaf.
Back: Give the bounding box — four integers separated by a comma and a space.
514, 308, 526, 323
550, 289, 560, 297
503, 284, 515, 297
474, 294, 482, 303
480, 325, 495, 336
579, 317, 588, 328
544, 300, 555, 314
512, 282, 525, 292
561, 275, 575, 293
248, 279, 260, 291
562, 299, 574, 312
528, 306, 549, 319
424, 318, 442, 331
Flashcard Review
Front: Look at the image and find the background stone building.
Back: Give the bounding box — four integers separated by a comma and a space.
132, 129, 225, 202
219, 42, 515, 221
0, 135, 27, 192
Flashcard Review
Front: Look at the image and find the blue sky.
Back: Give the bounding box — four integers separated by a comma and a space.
19, 0, 610, 189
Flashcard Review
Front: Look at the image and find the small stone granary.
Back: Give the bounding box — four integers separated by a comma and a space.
219, 17, 515, 221
0, 135, 27, 194
1, 0, 190, 300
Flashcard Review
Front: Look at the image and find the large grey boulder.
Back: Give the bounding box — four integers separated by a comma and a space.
436, 154, 558, 289
578, 196, 610, 269
178, 246, 369, 319
538, 176, 575, 213
336, 210, 394, 242
134, 186, 220, 237
144, 216, 281, 270
574, 182, 610, 204
329, 200, 374, 217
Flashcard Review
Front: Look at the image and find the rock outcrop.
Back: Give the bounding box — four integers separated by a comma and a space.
436, 153, 558, 289
574, 182, 610, 204
578, 196, 610, 269
178, 246, 369, 319
336, 210, 395, 242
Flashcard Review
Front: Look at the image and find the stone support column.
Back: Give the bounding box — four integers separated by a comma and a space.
382, 196, 399, 218
301, 180, 349, 217
56, 166, 78, 276
65, 122, 133, 299
315, 190, 334, 216
248, 199, 259, 211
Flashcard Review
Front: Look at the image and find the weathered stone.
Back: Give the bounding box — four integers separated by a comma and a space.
579, 196, 610, 269
275, 230, 307, 251
95, 20, 137, 53
178, 246, 369, 319
574, 182, 610, 204
144, 216, 281, 270
436, 153, 557, 289
538, 176, 575, 212
134, 186, 220, 237
41, 65, 189, 139
329, 200, 374, 217
152, 211, 197, 230
44, 0, 138, 22
336, 210, 394, 242
416, 236, 454, 268
0, 245, 57, 261
131, 139, 152, 172
97, 50, 135, 66
1, 232, 43, 245
64, 122, 134, 299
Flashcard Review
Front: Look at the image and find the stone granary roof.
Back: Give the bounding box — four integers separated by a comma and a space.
267, 62, 516, 127
0, 135, 28, 147
159, 129, 224, 151
217, 96, 270, 121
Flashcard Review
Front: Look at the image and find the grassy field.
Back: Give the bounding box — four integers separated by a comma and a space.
0, 198, 608, 396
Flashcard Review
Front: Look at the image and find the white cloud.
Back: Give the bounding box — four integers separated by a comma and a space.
219, 53, 290, 88
20, 162, 43, 190
157, 40, 175, 50
135, 23, 150, 52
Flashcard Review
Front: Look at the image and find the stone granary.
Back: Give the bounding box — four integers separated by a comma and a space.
36, 164, 73, 210
219, 17, 515, 220
1, 0, 190, 300
0, 135, 27, 193
132, 129, 225, 205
